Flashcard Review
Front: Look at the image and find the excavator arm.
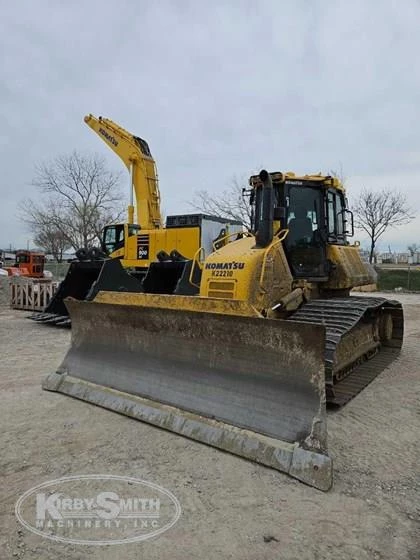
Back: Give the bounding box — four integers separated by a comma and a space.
84, 114, 162, 229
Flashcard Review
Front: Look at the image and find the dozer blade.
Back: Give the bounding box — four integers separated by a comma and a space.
43, 295, 332, 490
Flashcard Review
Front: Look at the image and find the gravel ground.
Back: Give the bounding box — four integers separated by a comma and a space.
0, 293, 419, 560
0, 276, 9, 306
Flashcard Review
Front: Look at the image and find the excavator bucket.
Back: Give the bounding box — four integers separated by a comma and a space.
29, 260, 146, 327
29, 261, 105, 326
43, 293, 332, 490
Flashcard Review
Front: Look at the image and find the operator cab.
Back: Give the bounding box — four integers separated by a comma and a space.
102, 224, 140, 255
14, 250, 45, 277
249, 172, 354, 281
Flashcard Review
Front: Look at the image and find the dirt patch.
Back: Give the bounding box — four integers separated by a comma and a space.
0, 295, 419, 560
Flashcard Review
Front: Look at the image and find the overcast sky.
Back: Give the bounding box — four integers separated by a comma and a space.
1, 0, 419, 252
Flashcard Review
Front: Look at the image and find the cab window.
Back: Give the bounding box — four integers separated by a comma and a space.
285, 185, 328, 278
327, 192, 336, 235
327, 190, 346, 242
286, 186, 322, 247
103, 225, 125, 254
16, 254, 29, 264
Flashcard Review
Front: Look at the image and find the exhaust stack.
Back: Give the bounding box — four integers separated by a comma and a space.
255, 169, 274, 248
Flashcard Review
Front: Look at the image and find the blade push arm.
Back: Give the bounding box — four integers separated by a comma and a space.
84, 114, 162, 229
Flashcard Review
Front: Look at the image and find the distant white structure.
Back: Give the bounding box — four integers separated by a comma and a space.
0, 250, 15, 260
375, 251, 420, 265
358, 249, 371, 263
358, 248, 420, 265
45, 252, 76, 262
0, 250, 15, 265
410, 252, 420, 264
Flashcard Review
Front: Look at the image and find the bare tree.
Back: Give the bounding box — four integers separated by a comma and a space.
28, 205, 71, 261
19, 198, 69, 260
34, 229, 69, 262
353, 189, 414, 263
189, 175, 253, 229
20, 152, 124, 251
407, 243, 418, 257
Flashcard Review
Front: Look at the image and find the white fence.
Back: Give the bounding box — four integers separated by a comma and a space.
10, 278, 58, 311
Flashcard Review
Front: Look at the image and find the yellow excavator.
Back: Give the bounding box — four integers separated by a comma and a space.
31, 114, 242, 325
43, 170, 403, 490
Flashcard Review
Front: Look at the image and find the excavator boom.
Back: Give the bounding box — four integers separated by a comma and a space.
84, 114, 161, 229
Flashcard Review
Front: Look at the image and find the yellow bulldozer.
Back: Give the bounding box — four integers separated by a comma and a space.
43, 170, 403, 490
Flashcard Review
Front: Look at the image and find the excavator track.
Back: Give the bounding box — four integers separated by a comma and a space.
288, 296, 403, 406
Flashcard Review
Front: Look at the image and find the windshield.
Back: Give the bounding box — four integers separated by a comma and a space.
286, 186, 322, 247
285, 184, 328, 278
16, 254, 30, 264
103, 225, 125, 254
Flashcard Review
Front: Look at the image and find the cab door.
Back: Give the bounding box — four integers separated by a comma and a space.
284, 184, 329, 280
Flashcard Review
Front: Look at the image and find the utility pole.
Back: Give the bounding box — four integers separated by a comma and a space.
408, 256, 413, 290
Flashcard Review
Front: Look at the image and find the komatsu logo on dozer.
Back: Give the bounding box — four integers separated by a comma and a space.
205, 262, 245, 270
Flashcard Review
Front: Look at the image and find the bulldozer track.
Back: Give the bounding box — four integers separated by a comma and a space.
288, 296, 404, 406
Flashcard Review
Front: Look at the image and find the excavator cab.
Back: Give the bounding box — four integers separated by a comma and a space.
102, 224, 125, 254
102, 223, 141, 256
14, 250, 46, 278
